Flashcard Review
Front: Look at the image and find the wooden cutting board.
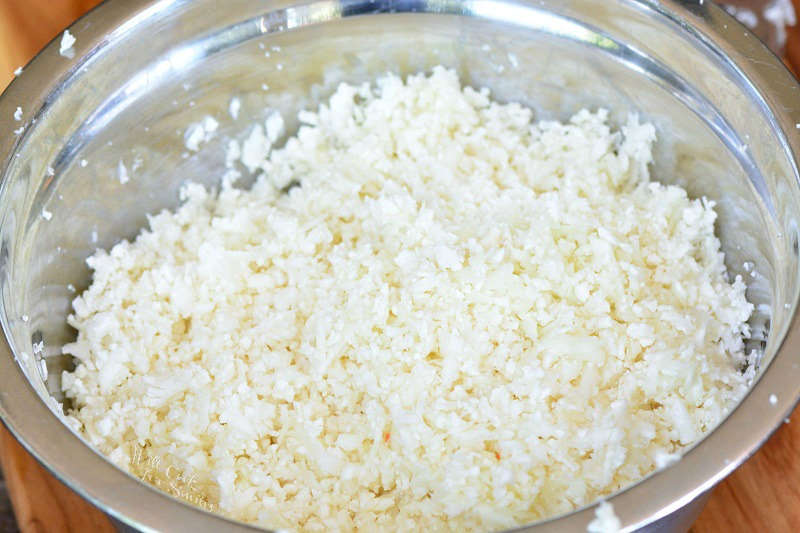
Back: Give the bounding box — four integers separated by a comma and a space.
1, 1, 799, 531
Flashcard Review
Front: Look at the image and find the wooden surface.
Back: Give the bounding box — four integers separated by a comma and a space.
0, 429, 114, 533
0, 0, 799, 531
0, 0, 99, 91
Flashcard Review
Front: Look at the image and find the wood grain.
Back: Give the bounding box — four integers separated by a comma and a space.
786, 0, 800, 77
0, 1, 799, 532
0, 428, 114, 533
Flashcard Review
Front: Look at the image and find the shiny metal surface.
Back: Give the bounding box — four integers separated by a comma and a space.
0, 0, 799, 531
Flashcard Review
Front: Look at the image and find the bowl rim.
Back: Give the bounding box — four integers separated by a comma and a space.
1, 0, 799, 531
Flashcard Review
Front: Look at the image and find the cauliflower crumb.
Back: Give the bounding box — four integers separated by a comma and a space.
59, 30, 76, 57
240, 123, 270, 172
13, 107, 22, 121
764, 0, 796, 47
62, 68, 753, 532
229, 97, 241, 120
184, 116, 219, 151
654, 450, 681, 469
587, 501, 621, 533
725, 6, 759, 28
41, 208, 52, 221
265, 111, 284, 143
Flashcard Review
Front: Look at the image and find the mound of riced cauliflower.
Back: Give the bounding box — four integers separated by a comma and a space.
61, 67, 754, 532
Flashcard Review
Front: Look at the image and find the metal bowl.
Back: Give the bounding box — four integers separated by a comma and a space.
1, 0, 799, 531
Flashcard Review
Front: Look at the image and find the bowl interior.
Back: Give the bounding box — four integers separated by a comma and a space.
0, 0, 798, 530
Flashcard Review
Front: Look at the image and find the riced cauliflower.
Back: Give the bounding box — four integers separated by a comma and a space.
62, 67, 754, 532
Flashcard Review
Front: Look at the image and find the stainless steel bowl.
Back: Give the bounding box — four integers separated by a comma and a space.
1, 0, 799, 531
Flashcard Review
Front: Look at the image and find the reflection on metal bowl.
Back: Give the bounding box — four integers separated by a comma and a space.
0, 1, 799, 531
